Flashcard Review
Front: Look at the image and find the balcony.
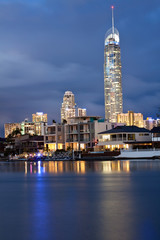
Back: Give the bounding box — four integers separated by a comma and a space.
45, 140, 56, 143
99, 137, 127, 142
66, 139, 78, 142
46, 132, 56, 135
66, 139, 89, 143
66, 131, 78, 134
80, 139, 90, 142
80, 130, 90, 133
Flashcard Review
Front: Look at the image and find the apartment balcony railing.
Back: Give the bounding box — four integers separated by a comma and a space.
152, 137, 160, 141
67, 131, 78, 134
99, 138, 127, 142
46, 132, 56, 135
80, 139, 90, 142
45, 140, 56, 143
66, 139, 78, 142
80, 130, 90, 133
66, 139, 90, 142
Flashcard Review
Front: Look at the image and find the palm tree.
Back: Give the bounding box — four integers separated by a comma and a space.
11, 128, 22, 137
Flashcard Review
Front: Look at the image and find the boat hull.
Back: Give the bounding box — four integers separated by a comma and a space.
115, 150, 160, 159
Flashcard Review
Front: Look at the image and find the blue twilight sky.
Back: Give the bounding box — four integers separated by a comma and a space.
0, 0, 160, 136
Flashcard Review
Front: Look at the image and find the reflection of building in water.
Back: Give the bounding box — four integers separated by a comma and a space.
24, 161, 130, 174
76, 161, 86, 174
43, 161, 86, 174
6, 160, 160, 175
94, 161, 130, 173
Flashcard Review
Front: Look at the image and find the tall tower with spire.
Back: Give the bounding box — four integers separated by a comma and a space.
104, 6, 123, 122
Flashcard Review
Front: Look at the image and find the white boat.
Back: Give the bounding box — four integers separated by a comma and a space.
115, 149, 160, 159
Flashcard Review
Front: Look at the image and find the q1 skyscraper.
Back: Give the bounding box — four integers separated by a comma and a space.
104, 6, 123, 122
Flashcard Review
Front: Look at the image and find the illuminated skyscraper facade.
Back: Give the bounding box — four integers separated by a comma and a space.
104, 7, 123, 122
117, 111, 144, 128
61, 91, 76, 122
78, 108, 87, 117
32, 112, 47, 123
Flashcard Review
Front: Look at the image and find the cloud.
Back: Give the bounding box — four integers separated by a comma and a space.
0, 0, 160, 136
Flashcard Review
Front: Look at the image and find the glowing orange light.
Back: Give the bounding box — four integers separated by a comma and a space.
111, 5, 114, 9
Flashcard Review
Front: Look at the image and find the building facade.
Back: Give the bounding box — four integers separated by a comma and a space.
32, 112, 47, 135
117, 111, 144, 128
65, 116, 112, 151
78, 108, 86, 117
151, 127, 160, 148
97, 126, 152, 151
21, 119, 35, 136
32, 112, 47, 123
144, 117, 158, 130
61, 91, 76, 123
4, 123, 21, 138
44, 124, 65, 152
104, 7, 123, 122
15, 135, 44, 154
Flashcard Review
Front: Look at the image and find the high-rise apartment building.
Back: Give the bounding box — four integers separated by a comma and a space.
117, 111, 144, 128
104, 6, 123, 122
21, 119, 35, 136
61, 91, 76, 122
144, 117, 158, 130
32, 112, 47, 135
32, 112, 47, 123
78, 108, 86, 117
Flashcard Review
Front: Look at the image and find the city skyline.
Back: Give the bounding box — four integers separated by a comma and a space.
0, 0, 160, 136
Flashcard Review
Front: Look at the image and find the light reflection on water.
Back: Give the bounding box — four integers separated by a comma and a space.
0, 160, 160, 174
0, 160, 160, 240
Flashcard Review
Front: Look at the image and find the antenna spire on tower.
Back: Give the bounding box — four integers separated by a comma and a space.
111, 5, 114, 34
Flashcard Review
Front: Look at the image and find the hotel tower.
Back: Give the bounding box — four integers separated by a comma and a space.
104, 6, 123, 122
61, 91, 76, 123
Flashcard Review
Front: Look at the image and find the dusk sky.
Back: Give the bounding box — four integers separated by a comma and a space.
0, 0, 160, 136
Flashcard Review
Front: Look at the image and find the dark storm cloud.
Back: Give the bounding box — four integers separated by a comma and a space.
0, 0, 160, 136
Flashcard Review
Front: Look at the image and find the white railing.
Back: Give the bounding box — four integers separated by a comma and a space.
121, 148, 160, 152
152, 137, 160, 142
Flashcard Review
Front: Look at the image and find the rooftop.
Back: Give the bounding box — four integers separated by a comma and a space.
151, 127, 160, 133
99, 126, 150, 134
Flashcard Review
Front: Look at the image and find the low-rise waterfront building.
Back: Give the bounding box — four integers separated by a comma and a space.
15, 135, 44, 154
44, 124, 65, 152
0, 138, 5, 157
65, 116, 113, 151
151, 127, 160, 148
97, 125, 152, 151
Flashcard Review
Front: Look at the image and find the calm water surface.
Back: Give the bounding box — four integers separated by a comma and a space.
0, 160, 160, 240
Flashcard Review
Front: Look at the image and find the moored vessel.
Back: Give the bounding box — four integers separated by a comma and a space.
115, 149, 160, 159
